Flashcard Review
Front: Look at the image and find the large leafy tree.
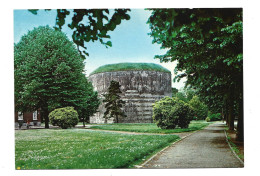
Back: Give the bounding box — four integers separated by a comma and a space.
29, 9, 131, 59
14, 26, 99, 128
103, 80, 126, 123
148, 8, 243, 141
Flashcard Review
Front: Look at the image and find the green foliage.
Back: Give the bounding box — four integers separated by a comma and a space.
208, 112, 222, 121
77, 77, 100, 126
172, 87, 178, 97
147, 8, 243, 136
172, 88, 196, 103
103, 80, 126, 123
153, 97, 177, 129
152, 97, 194, 129
14, 26, 99, 128
147, 8, 243, 103
90, 62, 171, 75
49, 107, 79, 129
189, 95, 208, 120
175, 92, 187, 103
29, 9, 131, 59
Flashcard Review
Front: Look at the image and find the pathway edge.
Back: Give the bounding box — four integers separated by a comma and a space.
224, 130, 244, 166
135, 130, 197, 168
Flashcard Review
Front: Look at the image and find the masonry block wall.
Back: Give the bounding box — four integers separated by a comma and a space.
88, 69, 172, 123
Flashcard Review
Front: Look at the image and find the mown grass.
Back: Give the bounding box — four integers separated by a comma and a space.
15, 129, 179, 169
89, 62, 171, 75
89, 120, 211, 134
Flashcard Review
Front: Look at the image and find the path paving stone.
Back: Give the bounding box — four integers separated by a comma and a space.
142, 122, 244, 168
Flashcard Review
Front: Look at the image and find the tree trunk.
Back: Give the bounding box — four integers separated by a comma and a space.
236, 99, 244, 141
228, 89, 235, 130
224, 99, 229, 126
116, 115, 118, 123
228, 105, 234, 130
41, 107, 49, 129
83, 117, 85, 127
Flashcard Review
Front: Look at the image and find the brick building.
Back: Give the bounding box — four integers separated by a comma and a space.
14, 110, 41, 128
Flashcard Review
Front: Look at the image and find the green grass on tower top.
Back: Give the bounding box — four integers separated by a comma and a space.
89, 62, 171, 75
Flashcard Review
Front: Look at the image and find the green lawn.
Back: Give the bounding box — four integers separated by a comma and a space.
89, 120, 211, 134
15, 129, 179, 169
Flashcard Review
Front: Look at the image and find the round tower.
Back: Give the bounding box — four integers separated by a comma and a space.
88, 62, 172, 123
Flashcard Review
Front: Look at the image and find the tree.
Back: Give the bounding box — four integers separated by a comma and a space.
78, 77, 100, 127
14, 26, 98, 128
103, 80, 126, 123
148, 8, 243, 141
173, 88, 196, 103
29, 9, 131, 59
189, 95, 208, 120
172, 87, 178, 97
175, 92, 187, 102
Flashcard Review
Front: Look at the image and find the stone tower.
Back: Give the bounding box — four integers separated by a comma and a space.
88, 63, 172, 123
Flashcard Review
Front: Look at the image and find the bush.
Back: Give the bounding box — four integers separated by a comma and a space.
152, 97, 177, 129
152, 97, 194, 129
208, 112, 222, 121
205, 117, 211, 122
49, 107, 79, 129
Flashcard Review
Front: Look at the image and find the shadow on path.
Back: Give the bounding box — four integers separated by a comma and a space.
141, 122, 244, 168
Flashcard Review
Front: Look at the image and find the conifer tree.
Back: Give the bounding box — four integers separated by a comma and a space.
103, 80, 126, 123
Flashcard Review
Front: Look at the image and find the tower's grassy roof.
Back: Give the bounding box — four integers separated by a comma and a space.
89, 62, 171, 75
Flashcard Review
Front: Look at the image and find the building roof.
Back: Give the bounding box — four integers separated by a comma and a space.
89, 62, 171, 75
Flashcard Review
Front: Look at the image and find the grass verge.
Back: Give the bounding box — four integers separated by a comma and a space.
89, 120, 211, 134
15, 129, 179, 169
226, 130, 244, 161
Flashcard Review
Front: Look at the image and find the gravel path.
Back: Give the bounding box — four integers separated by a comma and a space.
141, 122, 244, 168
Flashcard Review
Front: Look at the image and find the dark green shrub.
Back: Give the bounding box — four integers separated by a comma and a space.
49, 107, 79, 129
208, 112, 222, 121
152, 97, 194, 129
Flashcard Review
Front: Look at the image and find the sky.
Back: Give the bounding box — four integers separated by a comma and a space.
13, 9, 186, 89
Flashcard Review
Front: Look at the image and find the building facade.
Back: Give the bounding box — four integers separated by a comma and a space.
14, 110, 41, 128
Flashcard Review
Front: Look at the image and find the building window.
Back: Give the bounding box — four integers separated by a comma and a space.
33, 111, 37, 120
18, 112, 23, 120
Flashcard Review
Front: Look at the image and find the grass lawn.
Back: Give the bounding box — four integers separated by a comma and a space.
15, 129, 179, 169
89, 62, 170, 75
89, 120, 211, 134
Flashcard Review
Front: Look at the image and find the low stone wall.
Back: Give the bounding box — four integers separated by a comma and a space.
88, 70, 172, 123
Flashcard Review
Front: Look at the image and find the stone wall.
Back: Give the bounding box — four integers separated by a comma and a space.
88, 70, 172, 123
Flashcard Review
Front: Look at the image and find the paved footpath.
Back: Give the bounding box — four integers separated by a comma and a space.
142, 122, 244, 168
